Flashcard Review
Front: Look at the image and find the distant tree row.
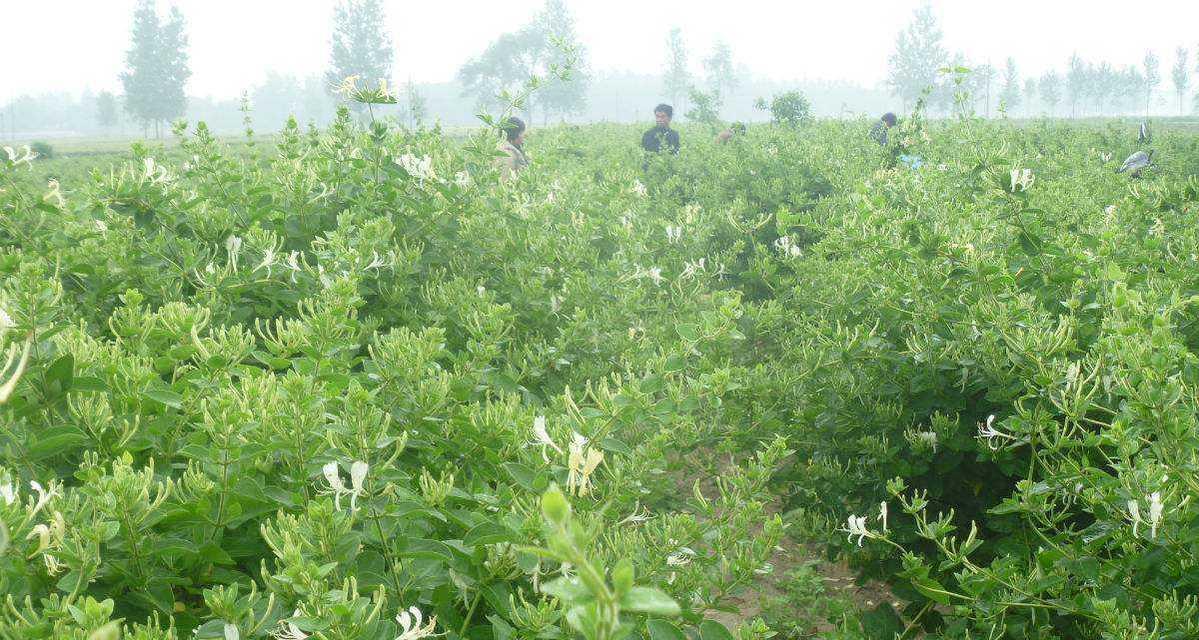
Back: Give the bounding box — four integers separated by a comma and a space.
887, 5, 1199, 118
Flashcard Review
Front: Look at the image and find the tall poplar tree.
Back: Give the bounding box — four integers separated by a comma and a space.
120, 0, 190, 137
326, 0, 394, 97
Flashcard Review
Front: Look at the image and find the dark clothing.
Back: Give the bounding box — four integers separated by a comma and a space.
641, 126, 680, 154
869, 120, 889, 146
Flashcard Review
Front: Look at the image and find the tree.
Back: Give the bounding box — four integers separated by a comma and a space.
1039, 71, 1061, 117
458, 27, 546, 120
1023, 77, 1037, 117
534, 0, 589, 121
96, 91, 119, 129
663, 28, 691, 112
999, 57, 1021, 114
1067, 54, 1087, 117
326, 0, 394, 99
886, 5, 948, 110
1143, 51, 1160, 117
973, 64, 995, 117
1173, 47, 1190, 116
403, 80, 427, 127
703, 41, 738, 104
120, 0, 191, 137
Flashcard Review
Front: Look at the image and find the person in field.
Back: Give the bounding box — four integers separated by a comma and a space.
870, 112, 897, 146
496, 116, 529, 181
641, 104, 681, 155
716, 122, 747, 144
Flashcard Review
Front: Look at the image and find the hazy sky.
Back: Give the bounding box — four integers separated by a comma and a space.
5, 0, 1199, 102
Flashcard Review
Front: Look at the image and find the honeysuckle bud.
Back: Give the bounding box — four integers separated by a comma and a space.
541, 484, 570, 527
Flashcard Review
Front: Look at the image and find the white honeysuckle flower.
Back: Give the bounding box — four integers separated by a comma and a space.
224, 622, 240, 640
1101, 152, 1113, 162
364, 251, 387, 272
843, 515, 871, 547
94, 220, 108, 233
617, 502, 651, 525
454, 171, 471, 187
647, 267, 664, 286
43, 553, 65, 575
395, 606, 438, 640
273, 610, 309, 640
878, 502, 888, 532
665, 547, 696, 566
529, 416, 562, 463
477, 285, 486, 297
396, 154, 435, 183
4, 145, 37, 166
1128, 499, 1142, 537
937, 163, 948, 171
1148, 492, 1163, 539
44, 180, 64, 207
680, 258, 706, 280
29, 481, 59, 516
225, 236, 243, 271
349, 461, 369, 512
913, 431, 938, 453
550, 295, 563, 314
255, 246, 279, 276
632, 180, 647, 197
26, 523, 51, 553
774, 236, 801, 258
1104, 205, 1117, 217
0, 306, 13, 343
0, 479, 16, 505
567, 432, 603, 497
1009, 168, 1035, 192
665, 225, 683, 243
321, 462, 347, 511
977, 415, 1016, 450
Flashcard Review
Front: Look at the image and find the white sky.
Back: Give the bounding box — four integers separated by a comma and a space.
4, 0, 1199, 101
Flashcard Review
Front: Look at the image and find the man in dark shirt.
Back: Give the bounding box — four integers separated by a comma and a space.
641, 104, 681, 154
870, 112, 897, 146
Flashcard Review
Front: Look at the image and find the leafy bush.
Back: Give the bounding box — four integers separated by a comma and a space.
29, 140, 55, 160
2, 109, 1199, 639
755, 91, 813, 127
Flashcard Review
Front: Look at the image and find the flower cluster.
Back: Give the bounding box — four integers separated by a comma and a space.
321, 461, 369, 512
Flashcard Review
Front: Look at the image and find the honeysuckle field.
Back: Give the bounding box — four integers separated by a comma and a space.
2, 110, 1199, 640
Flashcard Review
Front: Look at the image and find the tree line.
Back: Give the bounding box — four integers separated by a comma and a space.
887, 5, 1199, 118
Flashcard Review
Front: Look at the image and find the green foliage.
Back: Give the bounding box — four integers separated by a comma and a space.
685, 88, 722, 126
755, 91, 813, 127
29, 141, 55, 160
6, 104, 1199, 640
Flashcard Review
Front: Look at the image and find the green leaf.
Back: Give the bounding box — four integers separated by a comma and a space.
859, 602, 904, 640
541, 576, 591, 603
699, 620, 735, 640
43, 355, 74, 396
646, 619, 687, 640
910, 575, 953, 605
142, 387, 183, 410
622, 587, 681, 616
463, 522, 516, 548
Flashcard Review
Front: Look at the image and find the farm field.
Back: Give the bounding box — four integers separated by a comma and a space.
2, 111, 1199, 640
